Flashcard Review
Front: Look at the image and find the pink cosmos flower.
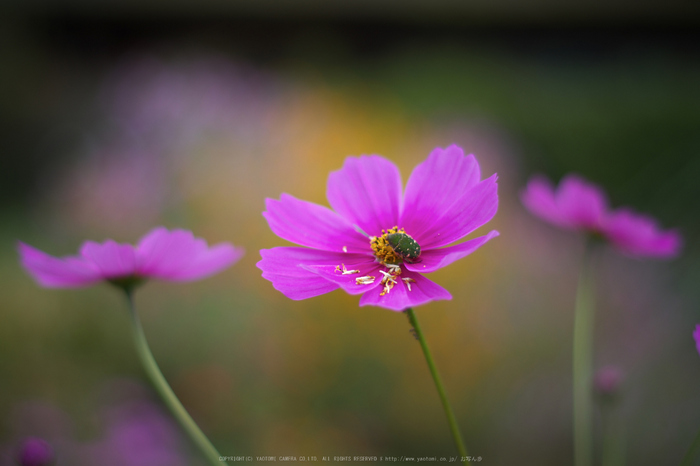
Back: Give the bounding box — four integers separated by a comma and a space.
257, 145, 499, 311
521, 174, 681, 258
693, 325, 700, 356
18, 227, 243, 289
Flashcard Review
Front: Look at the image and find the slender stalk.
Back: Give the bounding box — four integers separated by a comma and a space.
600, 402, 625, 466
573, 242, 596, 466
680, 426, 700, 466
124, 290, 226, 466
405, 307, 471, 466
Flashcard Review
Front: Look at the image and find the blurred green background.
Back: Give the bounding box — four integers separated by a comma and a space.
1, 1, 700, 465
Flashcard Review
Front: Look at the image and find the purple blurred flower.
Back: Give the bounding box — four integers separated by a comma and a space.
18, 227, 243, 288
593, 366, 623, 397
521, 174, 681, 258
91, 400, 187, 466
49, 56, 281, 235
1, 385, 193, 466
16, 438, 54, 466
693, 325, 700, 356
54, 149, 167, 235
258, 145, 499, 311
0, 403, 75, 466
101, 56, 278, 151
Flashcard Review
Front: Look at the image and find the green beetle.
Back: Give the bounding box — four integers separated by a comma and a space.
386, 232, 422, 263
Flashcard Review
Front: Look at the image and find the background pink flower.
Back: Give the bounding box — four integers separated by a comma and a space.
593, 366, 623, 396
0, 381, 192, 466
521, 174, 681, 258
258, 145, 499, 311
18, 227, 243, 288
15, 438, 54, 466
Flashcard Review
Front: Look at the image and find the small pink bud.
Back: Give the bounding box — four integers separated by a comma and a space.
16, 437, 54, 466
593, 366, 623, 398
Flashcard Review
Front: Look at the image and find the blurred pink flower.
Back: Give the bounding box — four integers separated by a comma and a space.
593, 366, 623, 396
49, 56, 281, 235
1, 382, 192, 466
0, 403, 73, 466
90, 400, 187, 466
693, 325, 700, 356
18, 227, 243, 288
521, 174, 681, 258
83, 379, 189, 466
15, 438, 54, 466
258, 145, 499, 311
54, 149, 167, 235
101, 56, 278, 151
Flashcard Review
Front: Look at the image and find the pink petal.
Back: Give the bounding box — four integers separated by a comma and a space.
262, 194, 369, 253
136, 227, 169, 258
412, 174, 498, 249
135, 228, 242, 281
694, 325, 700, 356
401, 145, 481, 237
601, 208, 682, 258
257, 247, 368, 300
18, 242, 101, 288
556, 175, 608, 230
358, 269, 452, 311
167, 243, 244, 281
405, 230, 500, 273
326, 155, 403, 237
80, 240, 138, 279
135, 229, 200, 278
521, 174, 608, 231
302, 259, 382, 295
520, 176, 569, 228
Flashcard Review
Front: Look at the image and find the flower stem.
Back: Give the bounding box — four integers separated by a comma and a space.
573, 243, 596, 466
600, 402, 625, 466
405, 307, 471, 466
680, 425, 700, 466
124, 290, 226, 466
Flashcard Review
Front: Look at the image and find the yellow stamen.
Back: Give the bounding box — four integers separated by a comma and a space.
402, 277, 416, 292
379, 266, 402, 296
379, 270, 394, 283
381, 279, 396, 296
356, 275, 376, 285
335, 263, 360, 275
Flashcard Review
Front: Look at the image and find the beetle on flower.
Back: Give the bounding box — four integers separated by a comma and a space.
257, 144, 499, 311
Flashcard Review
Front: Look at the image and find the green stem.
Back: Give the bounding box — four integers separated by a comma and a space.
600, 402, 625, 466
405, 307, 471, 466
124, 290, 226, 466
573, 243, 596, 466
680, 425, 700, 466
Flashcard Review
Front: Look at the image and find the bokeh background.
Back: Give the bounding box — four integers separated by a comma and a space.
1, 1, 700, 465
